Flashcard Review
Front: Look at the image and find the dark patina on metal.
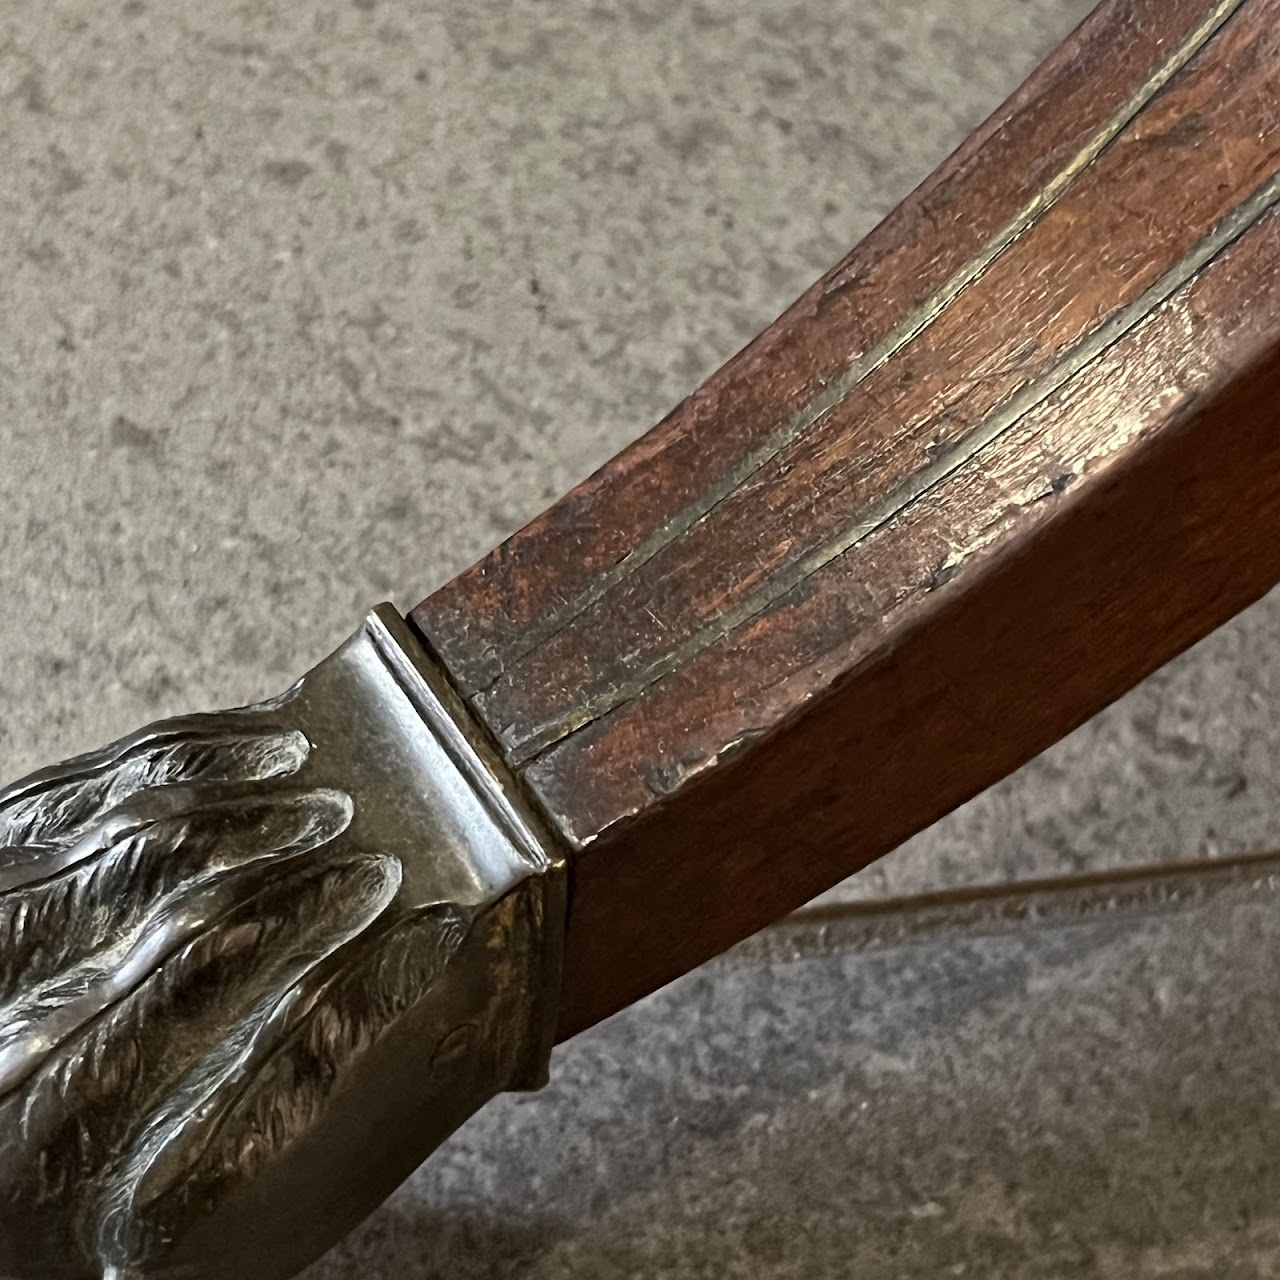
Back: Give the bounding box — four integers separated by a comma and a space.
0, 606, 566, 1280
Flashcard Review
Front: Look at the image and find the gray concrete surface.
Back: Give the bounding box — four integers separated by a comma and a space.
309, 882, 1280, 1278
2, 0, 1279, 1274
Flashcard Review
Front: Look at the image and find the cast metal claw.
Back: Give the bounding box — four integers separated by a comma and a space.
0, 607, 565, 1280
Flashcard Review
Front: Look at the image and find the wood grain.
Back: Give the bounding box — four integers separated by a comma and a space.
412, 0, 1280, 1036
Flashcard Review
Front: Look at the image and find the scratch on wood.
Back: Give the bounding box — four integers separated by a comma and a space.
468, 0, 1249, 697
509, 166, 1280, 764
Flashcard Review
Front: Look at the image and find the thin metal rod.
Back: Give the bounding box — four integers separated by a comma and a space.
730, 849, 1280, 967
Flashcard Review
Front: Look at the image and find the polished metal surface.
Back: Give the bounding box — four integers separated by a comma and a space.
370, 854, 1280, 1280
0, 607, 565, 1280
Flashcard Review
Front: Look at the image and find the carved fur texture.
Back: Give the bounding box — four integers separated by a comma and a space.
0, 705, 474, 1278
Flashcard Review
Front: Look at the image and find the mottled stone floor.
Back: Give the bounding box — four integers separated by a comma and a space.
2, 1, 1277, 1274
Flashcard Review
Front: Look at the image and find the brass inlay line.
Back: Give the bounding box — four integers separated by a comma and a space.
475, 0, 1247, 702
513, 165, 1280, 764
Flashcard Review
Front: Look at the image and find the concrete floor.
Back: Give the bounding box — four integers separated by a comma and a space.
3, 0, 1279, 1274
